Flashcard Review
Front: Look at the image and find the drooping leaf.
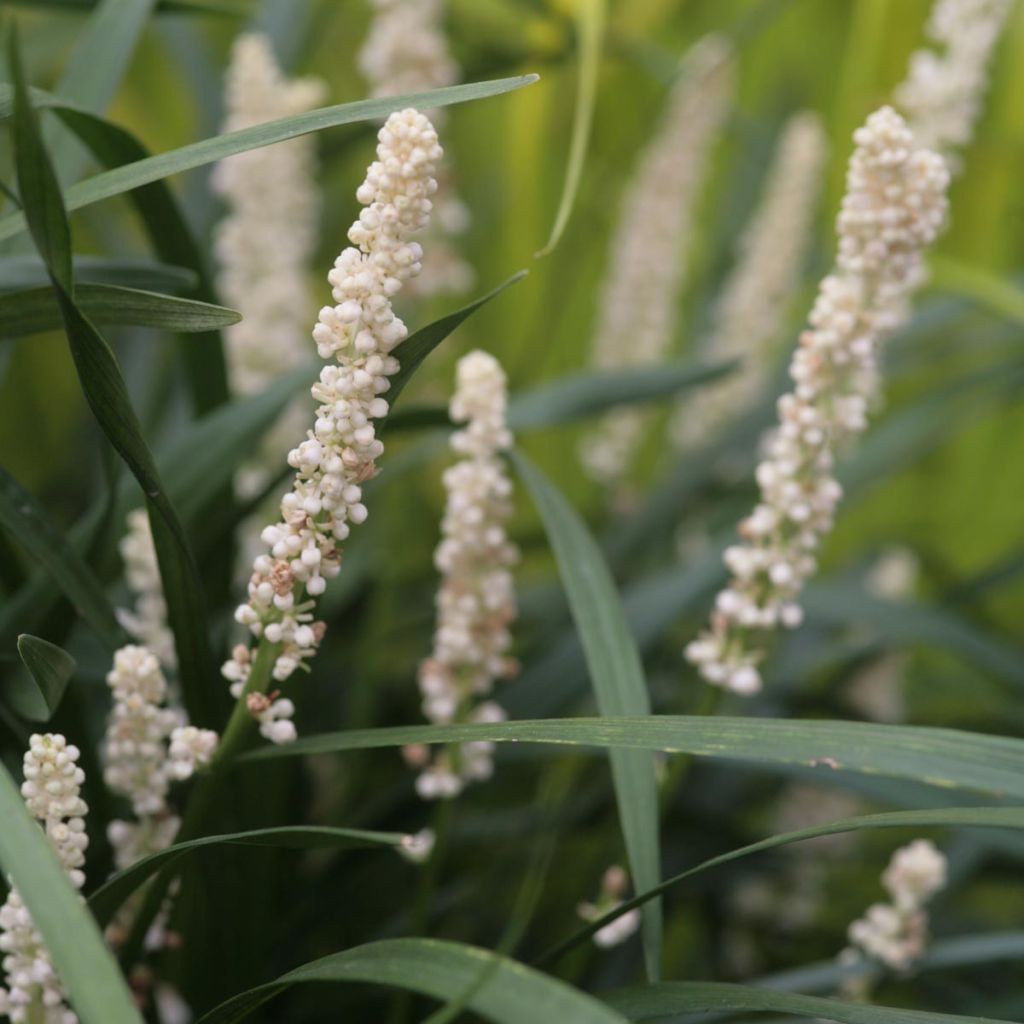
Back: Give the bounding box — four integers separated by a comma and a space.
10, 33, 219, 727
535, 0, 605, 256
0, 757, 143, 1024
0, 464, 122, 648
0, 255, 196, 293
242, 715, 1024, 802
0, 77, 541, 243
0, 283, 240, 338
604, 980, 1007, 1023
12, 634, 76, 721
386, 270, 528, 409
510, 452, 662, 979
195, 939, 628, 1024
88, 826, 406, 927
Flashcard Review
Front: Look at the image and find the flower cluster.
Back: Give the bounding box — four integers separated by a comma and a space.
213, 32, 326, 504
685, 107, 949, 694
670, 111, 827, 450
408, 351, 519, 799
895, 0, 1013, 164
117, 509, 175, 670
577, 866, 641, 949
223, 108, 443, 738
0, 735, 88, 1023
580, 36, 733, 488
844, 839, 947, 972
359, 0, 472, 296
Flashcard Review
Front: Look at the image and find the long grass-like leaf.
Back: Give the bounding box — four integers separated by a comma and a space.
195, 938, 628, 1024
0, 759, 143, 1024
511, 452, 662, 979
88, 825, 406, 926
0, 256, 196, 293
0, 283, 240, 338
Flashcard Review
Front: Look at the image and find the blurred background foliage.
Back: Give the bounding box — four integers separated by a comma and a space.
2, 0, 1024, 1020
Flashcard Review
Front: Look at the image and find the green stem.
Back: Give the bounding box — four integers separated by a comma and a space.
117, 637, 281, 969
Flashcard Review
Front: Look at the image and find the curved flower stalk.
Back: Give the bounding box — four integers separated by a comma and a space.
117, 508, 176, 671
580, 36, 733, 488
685, 107, 949, 695
359, 0, 473, 297
0, 734, 88, 1023
895, 0, 1014, 167
222, 108, 444, 741
670, 111, 828, 451
577, 866, 641, 948
213, 32, 326, 503
406, 351, 519, 799
839, 839, 947, 994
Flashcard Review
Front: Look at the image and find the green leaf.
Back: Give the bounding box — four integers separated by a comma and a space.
0, 756, 143, 1024
0, 77, 540, 243
88, 825, 406, 927
604, 980, 1007, 1023
10, 33, 219, 727
195, 938, 628, 1024
535, 0, 604, 256
386, 270, 528, 409
13, 634, 76, 721
506, 359, 735, 431
0, 464, 122, 648
0, 256, 197, 293
5, 0, 236, 11
241, 715, 1024, 801
499, 453, 661, 979
930, 254, 1024, 326
539, 805, 1024, 963
0, 283, 240, 338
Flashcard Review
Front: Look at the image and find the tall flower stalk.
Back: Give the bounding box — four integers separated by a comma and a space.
221, 108, 444, 741
670, 111, 827, 450
685, 107, 949, 695
406, 350, 519, 798
580, 36, 733, 489
0, 735, 89, 1024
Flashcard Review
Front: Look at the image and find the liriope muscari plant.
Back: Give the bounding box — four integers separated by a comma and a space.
221, 107, 445, 741
685, 106, 950, 695
669, 110, 828, 451
359, 0, 473, 296
212, 32, 326, 506
404, 349, 519, 799
0, 735, 89, 1024
839, 840, 948, 995
580, 35, 733, 490
576, 866, 641, 949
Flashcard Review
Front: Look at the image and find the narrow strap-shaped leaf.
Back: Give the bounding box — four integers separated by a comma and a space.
13, 634, 76, 720
0, 76, 540, 242
537, 805, 1024, 964
240, 715, 1024, 800
0, 255, 197, 293
604, 980, 1007, 1023
0, 759, 143, 1024
930, 254, 1024, 325
195, 938, 628, 1024
0, 464, 122, 647
6, 0, 235, 11
88, 825, 405, 927
509, 452, 662, 980
535, 0, 604, 256
10, 34, 219, 727
0, 282, 240, 337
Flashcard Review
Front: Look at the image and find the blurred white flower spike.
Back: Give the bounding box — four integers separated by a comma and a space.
843, 839, 947, 976
577, 865, 641, 949
581, 36, 733, 489
213, 32, 326, 503
411, 350, 519, 799
223, 108, 443, 740
117, 508, 176, 671
686, 106, 950, 695
671, 111, 828, 451
895, 0, 1014, 167
0, 734, 89, 1023
360, 0, 473, 296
